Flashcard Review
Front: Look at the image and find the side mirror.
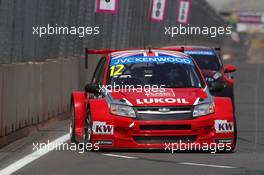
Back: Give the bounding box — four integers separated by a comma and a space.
85, 84, 99, 94
224, 64, 236, 73
208, 81, 226, 92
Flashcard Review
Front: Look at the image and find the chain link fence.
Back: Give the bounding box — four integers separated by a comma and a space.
0, 0, 225, 64
0, 0, 227, 139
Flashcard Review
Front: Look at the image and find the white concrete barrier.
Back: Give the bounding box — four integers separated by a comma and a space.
61, 58, 79, 112
0, 57, 84, 137
0, 66, 3, 136
2, 65, 17, 135
15, 63, 30, 129
42, 60, 61, 121
28, 62, 43, 125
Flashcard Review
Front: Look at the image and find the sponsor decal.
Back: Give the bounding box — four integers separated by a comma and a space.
109, 64, 125, 77
158, 107, 170, 112
205, 77, 214, 82
95, 0, 119, 14
213, 72, 222, 80
239, 15, 262, 24
150, 0, 167, 22
145, 88, 175, 97
184, 50, 215, 56
214, 120, 234, 133
215, 138, 233, 144
95, 140, 113, 145
177, 0, 191, 24
110, 56, 193, 66
136, 98, 189, 104
93, 121, 114, 135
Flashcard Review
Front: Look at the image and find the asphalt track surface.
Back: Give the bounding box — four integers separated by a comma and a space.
0, 62, 264, 175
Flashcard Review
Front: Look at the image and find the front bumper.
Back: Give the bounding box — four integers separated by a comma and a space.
92, 114, 235, 150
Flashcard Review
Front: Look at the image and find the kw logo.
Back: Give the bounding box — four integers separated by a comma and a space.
93, 121, 113, 135
215, 120, 234, 133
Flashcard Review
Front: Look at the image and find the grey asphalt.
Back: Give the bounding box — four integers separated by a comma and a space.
0, 62, 264, 175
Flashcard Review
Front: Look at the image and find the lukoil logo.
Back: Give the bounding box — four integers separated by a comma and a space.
136, 98, 189, 104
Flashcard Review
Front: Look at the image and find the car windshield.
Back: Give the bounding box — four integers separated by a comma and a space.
185, 50, 221, 71
107, 55, 205, 88
190, 55, 220, 71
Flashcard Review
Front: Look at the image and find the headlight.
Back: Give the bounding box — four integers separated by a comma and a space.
110, 104, 136, 118
193, 102, 214, 117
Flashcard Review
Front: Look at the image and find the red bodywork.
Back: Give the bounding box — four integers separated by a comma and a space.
161, 45, 237, 106
162, 46, 235, 86
71, 49, 236, 150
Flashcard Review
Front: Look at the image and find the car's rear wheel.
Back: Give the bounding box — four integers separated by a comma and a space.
70, 104, 77, 143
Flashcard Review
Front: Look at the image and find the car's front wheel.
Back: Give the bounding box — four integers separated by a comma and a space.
222, 118, 237, 153
70, 104, 77, 143
83, 107, 92, 150
231, 116, 237, 151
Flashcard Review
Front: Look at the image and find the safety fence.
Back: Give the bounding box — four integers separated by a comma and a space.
0, 0, 225, 64
0, 0, 226, 138
0, 58, 80, 136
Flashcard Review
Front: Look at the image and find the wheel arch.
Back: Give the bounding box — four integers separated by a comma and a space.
214, 96, 234, 118
71, 91, 88, 137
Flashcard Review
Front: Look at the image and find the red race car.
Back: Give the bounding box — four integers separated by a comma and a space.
70, 48, 237, 152
162, 46, 237, 108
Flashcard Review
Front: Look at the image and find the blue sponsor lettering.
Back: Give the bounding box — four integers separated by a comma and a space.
184, 50, 215, 56
110, 56, 193, 66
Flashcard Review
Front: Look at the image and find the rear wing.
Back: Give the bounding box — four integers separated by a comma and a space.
214, 47, 221, 51
84, 47, 185, 69
84, 48, 121, 69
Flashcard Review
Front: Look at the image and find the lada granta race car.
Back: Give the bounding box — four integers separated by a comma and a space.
162, 45, 237, 108
70, 48, 237, 152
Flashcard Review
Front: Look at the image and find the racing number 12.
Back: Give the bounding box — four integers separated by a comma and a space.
110, 64, 124, 77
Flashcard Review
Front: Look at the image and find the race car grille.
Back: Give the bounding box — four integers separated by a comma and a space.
140, 124, 191, 130
133, 136, 197, 144
135, 106, 193, 120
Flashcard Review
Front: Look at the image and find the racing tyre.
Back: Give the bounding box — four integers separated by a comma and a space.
223, 116, 237, 153
83, 107, 92, 150
70, 104, 77, 143
231, 116, 237, 152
